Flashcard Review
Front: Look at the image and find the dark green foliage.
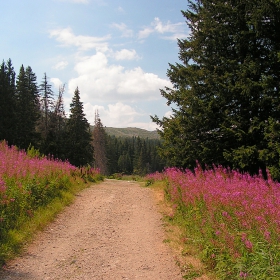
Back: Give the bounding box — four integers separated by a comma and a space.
38, 73, 55, 150
41, 85, 67, 160
260, 118, 280, 180
152, 0, 280, 177
0, 59, 17, 145
104, 127, 160, 139
92, 110, 108, 175
106, 135, 166, 175
65, 87, 93, 167
14, 65, 40, 149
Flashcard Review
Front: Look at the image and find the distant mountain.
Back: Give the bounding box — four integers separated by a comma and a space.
104, 127, 160, 139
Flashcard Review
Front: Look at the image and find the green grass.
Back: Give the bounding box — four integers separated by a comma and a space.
107, 173, 144, 182
0, 181, 93, 266
146, 179, 217, 280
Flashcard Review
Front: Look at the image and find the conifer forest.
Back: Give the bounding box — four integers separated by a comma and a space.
0, 60, 165, 175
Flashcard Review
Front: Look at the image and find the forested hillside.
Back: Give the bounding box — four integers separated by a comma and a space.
106, 135, 165, 175
104, 127, 160, 139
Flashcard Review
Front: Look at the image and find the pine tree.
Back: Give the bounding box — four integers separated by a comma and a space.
39, 73, 54, 141
117, 152, 132, 174
65, 87, 93, 166
106, 135, 119, 174
45, 84, 67, 159
14, 65, 40, 149
105, 134, 165, 175
92, 110, 108, 174
0, 59, 17, 144
152, 0, 280, 175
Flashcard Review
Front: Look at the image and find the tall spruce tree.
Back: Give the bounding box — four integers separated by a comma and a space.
44, 84, 67, 159
92, 110, 108, 174
39, 73, 54, 142
106, 135, 119, 174
65, 87, 93, 166
15, 65, 40, 149
0, 59, 16, 144
152, 0, 280, 176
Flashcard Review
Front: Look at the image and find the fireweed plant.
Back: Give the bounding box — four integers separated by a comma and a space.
0, 141, 101, 263
147, 165, 280, 279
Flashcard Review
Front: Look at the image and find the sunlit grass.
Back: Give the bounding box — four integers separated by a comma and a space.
147, 179, 216, 280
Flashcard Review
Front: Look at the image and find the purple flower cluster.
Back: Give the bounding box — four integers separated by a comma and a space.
163, 164, 280, 240
0, 141, 100, 223
150, 164, 280, 277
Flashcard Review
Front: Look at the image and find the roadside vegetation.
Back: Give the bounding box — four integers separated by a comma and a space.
1, 1, 280, 278
146, 167, 280, 279
0, 141, 103, 266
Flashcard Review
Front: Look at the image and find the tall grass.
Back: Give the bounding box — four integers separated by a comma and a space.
147, 165, 280, 279
0, 141, 102, 264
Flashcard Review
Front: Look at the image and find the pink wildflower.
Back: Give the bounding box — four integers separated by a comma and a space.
239, 271, 248, 278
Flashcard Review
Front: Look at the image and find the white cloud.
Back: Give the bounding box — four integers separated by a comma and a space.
138, 27, 154, 39
49, 26, 171, 130
164, 110, 173, 118
114, 49, 140, 61
84, 102, 141, 126
153, 17, 183, 33
162, 33, 187, 41
68, 52, 171, 103
133, 121, 159, 131
53, 61, 68, 70
117, 67, 166, 95
83, 102, 158, 130
111, 23, 133, 37
49, 27, 110, 51
50, 78, 63, 89
138, 17, 188, 40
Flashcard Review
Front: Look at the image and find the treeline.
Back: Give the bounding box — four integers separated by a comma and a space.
106, 136, 166, 176
0, 59, 93, 167
90, 112, 166, 175
0, 59, 165, 175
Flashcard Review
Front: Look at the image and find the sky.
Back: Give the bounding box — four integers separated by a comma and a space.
1, 0, 189, 131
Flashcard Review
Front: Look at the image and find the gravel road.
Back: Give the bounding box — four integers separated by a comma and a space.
0, 179, 182, 280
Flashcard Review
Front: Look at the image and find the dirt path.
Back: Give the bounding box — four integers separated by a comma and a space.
0, 179, 182, 280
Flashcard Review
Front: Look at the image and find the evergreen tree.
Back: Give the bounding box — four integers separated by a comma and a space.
105, 135, 165, 175
44, 84, 67, 159
39, 73, 54, 141
133, 139, 149, 175
14, 65, 40, 149
92, 110, 108, 174
106, 135, 118, 174
65, 87, 93, 166
152, 0, 280, 176
0, 59, 17, 144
